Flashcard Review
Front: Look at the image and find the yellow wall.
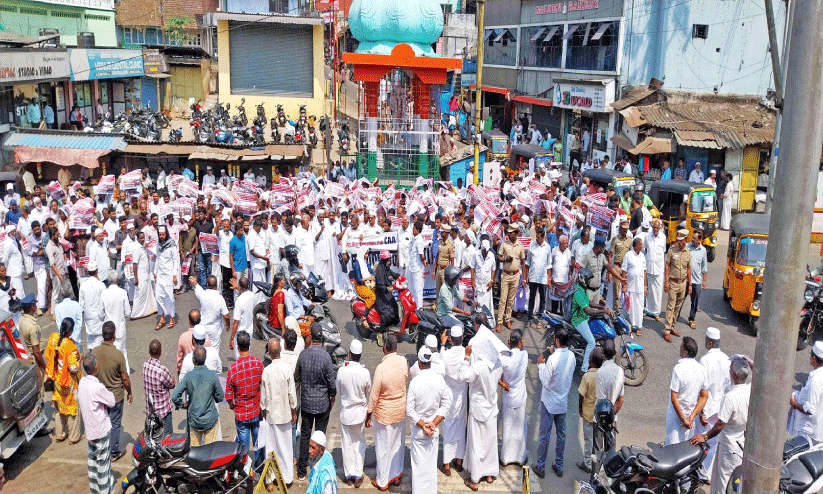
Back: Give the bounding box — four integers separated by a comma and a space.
217, 19, 325, 120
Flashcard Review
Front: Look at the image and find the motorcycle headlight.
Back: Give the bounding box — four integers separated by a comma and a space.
806, 289, 815, 303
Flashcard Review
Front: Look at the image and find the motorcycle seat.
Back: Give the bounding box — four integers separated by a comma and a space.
417, 309, 442, 328
800, 450, 823, 480
648, 442, 704, 479
543, 311, 576, 331
187, 441, 243, 471
783, 457, 815, 493
160, 432, 189, 458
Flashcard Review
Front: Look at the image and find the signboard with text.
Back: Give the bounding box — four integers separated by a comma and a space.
553, 79, 615, 113
69, 48, 144, 81
521, 0, 622, 24
0, 49, 70, 84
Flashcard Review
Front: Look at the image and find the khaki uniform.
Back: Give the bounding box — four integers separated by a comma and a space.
18, 313, 42, 394
435, 237, 454, 294
610, 234, 633, 312
497, 239, 525, 326
664, 244, 692, 334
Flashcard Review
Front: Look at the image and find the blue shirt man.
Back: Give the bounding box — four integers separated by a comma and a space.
182, 168, 195, 181
285, 286, 312, 317
229, 230, 247, 274
661, 163, 672, 180
5, 203, 20, 225
43, 104, 55, 127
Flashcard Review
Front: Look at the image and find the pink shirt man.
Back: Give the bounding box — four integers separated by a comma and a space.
77, 374, 116, 441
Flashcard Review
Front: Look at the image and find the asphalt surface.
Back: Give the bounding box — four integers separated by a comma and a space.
0, 228, 818, 494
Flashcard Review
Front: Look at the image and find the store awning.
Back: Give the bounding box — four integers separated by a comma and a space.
544, 26, 560, 42
512, 94, 553, 107
242, 155, 269, 161
611, 134, 674, 155
619, 107, 646, 128
3, 130, 127, 151
590, 22, 612, 41
610, 133, 635, 152
189, 152, 231, 160
468, 84, 511, 96
562, 24, 579, 40
530, 27, 547, 41
15, 146, 109, 168
214, 12, 323, 26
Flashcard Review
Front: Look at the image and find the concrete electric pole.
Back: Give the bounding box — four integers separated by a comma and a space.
765, 0, 793, 213
472, 0, 485, 186
741, 0, 823, 491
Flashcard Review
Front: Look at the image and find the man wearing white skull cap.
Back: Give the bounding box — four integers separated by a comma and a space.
696, 326, 730, 476
439, 324, 470, 475
790, 341, 823, 445
472, 238, 497, 326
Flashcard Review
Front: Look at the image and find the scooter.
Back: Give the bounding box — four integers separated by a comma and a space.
269, 118, 282, 144
338, 123, 350, 153
283, 121, 296, 145
276, 104, 287, 127
351, 274, 419, 346
120, 402, 253, 494
251, 281, 347, 369
541, 312, 648, 386
234, 97, 248, 127
726, 436, 823, 494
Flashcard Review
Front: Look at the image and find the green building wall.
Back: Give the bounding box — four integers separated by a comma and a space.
0, 0, 116, 47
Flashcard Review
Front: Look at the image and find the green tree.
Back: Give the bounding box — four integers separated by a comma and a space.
164, 16, 194, 45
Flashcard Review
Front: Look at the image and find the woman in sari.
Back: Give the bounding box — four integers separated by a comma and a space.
45, 318, 82, 443
267, 273, 287, 333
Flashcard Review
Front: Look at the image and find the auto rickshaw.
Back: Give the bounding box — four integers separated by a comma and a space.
723, 213, 769, 335
507, 143, 554, 176
481, 130, 510, 165
582, 168, 638, 197
647, 180, 719, 262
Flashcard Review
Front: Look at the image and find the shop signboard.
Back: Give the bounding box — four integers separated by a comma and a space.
0, 49, 70, 84
142, 49, 169, 75
462, 58, 477, 87
69, 48, 144, 81
521, 0, 622, 23
553, 79, 615, 113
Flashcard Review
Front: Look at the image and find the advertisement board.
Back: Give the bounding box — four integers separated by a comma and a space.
69, 48, 144, 81
0, 49, 70, 84
553, 79, 615, 113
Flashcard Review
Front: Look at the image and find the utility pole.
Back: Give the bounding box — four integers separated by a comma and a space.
766, 0, 793, 213
472, 0, 485, 186
741, 0, 823, 492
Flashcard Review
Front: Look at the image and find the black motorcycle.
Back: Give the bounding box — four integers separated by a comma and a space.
414, 302, 488, 351
799, 265, 823, 351
581, 400, 708, 494
120, 402, 253, 494
726, 436, 823, 494
168, 128, 183, 143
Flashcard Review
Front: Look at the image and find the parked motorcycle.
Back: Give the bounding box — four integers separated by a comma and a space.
726, 436, 823, 494
414, 301, 489, 350
282, 121, 297, 145
351, 274, 419, 346
168, 128, 183, 143
251, 281, 346, 369
154, 110, 170, 129
270, 117, 282, 144
251, 115, 266, 146
276, 104, 287, 127
120, 402, 253, 494
338, 123, 350, 153
541, 312, 648, 386
799, 265, 823, 351
189, 102, 202, 120
307, 116, 318, 148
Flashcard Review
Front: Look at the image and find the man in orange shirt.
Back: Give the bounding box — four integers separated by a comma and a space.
176, 310, 210, 374
366, 333, 409, 490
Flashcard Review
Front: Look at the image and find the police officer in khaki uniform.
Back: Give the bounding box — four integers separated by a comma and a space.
609, 218, 633, 312
434, 224, 454, 295
663, 229, 692, 342
497, 224, 525, 332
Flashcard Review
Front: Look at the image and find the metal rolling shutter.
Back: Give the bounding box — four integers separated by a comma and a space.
229, 22, 313, 97
141, 78, 158, 112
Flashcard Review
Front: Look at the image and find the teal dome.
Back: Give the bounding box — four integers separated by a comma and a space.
349, 0, 444, 57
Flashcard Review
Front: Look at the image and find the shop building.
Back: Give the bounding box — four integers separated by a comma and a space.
67, 47, 145, 123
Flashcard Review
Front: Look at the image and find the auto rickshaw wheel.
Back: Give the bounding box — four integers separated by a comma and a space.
723, 286, 730, 302
750, 316, 759, 336
706, 246, 715, 263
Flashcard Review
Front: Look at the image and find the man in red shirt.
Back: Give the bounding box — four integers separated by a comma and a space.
225, 331, 264, 465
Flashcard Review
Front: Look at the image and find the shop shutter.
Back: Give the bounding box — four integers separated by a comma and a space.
141, 78, 158, 112
229, 22, 313, 97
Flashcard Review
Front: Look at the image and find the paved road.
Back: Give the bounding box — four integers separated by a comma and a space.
1, 229, 817, 493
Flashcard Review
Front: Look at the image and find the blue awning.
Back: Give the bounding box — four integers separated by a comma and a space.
3, 130, 127, 151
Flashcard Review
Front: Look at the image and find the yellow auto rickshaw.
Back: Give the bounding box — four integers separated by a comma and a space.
648, 180, 719, 262
582, 168, 638, 197
507, 143, 554, 177
723, 213, 769, 334
481, 130, 510, 164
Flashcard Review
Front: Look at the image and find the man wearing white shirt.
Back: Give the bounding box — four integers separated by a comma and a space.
335, 340, 371, 487
407, 346, 450, 494
266, 214, 283, 281
499, 330, 529, 466
102, 272, 132, 373
790, 342, 823, 445
643, 219, 667, 320
623, 237, 647, 334
596, 339, 625, 411
407, 221, 427, 308
314, 210, 334, 289
217, 219, 234, 304
458, 335, 500, 489
440, 325, 470, 475
26, 221, 48, 315
689, 162, 705, 183
179, 326, 222, 380
472, 239, 496, 326
666, 337, 709, 444
548, 235, 572, 314
697, 327, 730, 475
260, 338, 297, 486
409, 334, 445, 378
201, 166, 216, 187
397, 215, 412, 280
534, 328, 576, 478
294, 214, 315, 278
4, 225, 29, 298
525, 228, 551, 319
247, 219, 269, 299
88, 228, 111, 285
79, 261, 107, 350
229, 277, 255, 360
190, 275, 230, 351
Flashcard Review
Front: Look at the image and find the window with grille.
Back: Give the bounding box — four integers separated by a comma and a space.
20, 7, 47, 15
565, 21, 619, 72
85, 14, 110, 21
51, 11, 82, 18
0, 5, 17, 13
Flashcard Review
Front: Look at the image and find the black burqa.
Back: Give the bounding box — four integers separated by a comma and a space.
374, 260, 398, 328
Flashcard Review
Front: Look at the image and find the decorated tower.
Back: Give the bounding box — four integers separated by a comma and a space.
342, 0, 462, 186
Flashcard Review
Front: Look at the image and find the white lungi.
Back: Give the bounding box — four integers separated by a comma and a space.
114, 336, 131, 374
155, 281, 175, 317
9, 275, 24, 299
262, 420, 293, 484
646, 272, 664, 315
696, 415, 719, 477
374, 420, 405, 488
500, 405, 527, 465
628, 291, 644, 328
87, 333, 103, 351
665, 411, 695, 445
251, 267, 267, 290
22, 253, 32, 275
442, 413, 467, 463
315, 259, 332, 288
475, 286, 495, 326
410, 427, 438, 494
408, 271, 424, 309
34, 266, 47, 310
465, 415, 499, 483
341, 423, 366, 479
710, 439, 742, 494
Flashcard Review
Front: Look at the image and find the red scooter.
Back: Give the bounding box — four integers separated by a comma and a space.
351, 275, 419, 346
